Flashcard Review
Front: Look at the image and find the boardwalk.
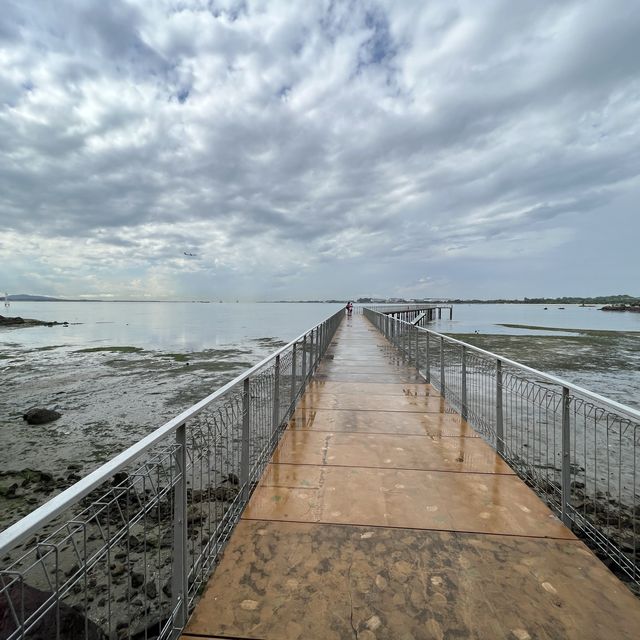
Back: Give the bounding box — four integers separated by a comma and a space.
182, 314, 640, 639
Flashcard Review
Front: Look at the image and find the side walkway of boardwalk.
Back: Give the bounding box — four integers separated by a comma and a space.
182, 314, 640, 639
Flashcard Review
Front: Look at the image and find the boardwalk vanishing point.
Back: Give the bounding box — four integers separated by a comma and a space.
176, 313, 640, 639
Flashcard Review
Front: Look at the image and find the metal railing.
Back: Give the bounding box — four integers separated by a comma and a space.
0, 309, 344, 640
365, 303, 452, 314
363, 306, 640, 587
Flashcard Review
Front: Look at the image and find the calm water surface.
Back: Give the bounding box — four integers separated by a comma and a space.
432, 303, 640, 334
4, 301, 638, 347
1, 301, 342, 351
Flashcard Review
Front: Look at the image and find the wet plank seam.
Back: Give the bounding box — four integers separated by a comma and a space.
287, 428, 481, 438
239, 516, 579, 542
265, 461, 516, 476
181, 633, 265, 640
300, 406, 451, 414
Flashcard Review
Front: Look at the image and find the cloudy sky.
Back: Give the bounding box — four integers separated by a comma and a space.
0, 1, 638, 300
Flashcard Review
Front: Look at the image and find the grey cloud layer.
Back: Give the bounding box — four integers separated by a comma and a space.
0, 0, 638, 298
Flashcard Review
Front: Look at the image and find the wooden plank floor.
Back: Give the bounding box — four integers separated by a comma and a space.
182, 314, 640, 640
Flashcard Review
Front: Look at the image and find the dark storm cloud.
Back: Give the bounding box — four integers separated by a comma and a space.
0, 0, 639, 299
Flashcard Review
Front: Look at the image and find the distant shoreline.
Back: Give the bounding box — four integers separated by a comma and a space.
4, 295, 640, 305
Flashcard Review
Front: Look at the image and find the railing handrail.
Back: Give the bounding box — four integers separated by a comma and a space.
364, 307, 640, 423
0, 307, 344, 556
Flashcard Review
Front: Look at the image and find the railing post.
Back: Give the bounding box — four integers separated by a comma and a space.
290, 342, 297, 408
440, 337, 445, 398
561, 386, 572, 527
172, 422, 189, 628
402, 323, 407, 359
241, 378, 250, 501
461, 346, 467, 421
406, 324, 410, 358
415, 327, 420, 373
425, 332, 431, 383
302, 335, 307, 382
272, 354, 280, 436
309, 329, 315, 374
496, 359, 504, 456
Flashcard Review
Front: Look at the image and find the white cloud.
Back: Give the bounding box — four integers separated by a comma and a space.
0, 0, 639, 299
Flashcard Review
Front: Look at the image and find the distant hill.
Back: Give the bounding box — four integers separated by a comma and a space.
6, 294, 68, 301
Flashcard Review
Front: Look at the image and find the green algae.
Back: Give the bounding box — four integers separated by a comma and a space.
498, 323, 640, 337
158, 352, 190, 362
76, 346, 145, 354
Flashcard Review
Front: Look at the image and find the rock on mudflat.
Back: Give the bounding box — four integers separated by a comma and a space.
0, 583, 106, 639
224, 473, 240, 485
0, 315, 69, 328
23, 408, 62, 425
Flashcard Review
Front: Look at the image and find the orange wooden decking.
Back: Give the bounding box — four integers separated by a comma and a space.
181, 314, 640, 639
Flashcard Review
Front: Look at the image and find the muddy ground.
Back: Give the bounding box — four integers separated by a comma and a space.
451, 324, 640, 409
0, 335, 286, 530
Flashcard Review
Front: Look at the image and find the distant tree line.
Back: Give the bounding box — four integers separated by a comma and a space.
356, 295, 640, 305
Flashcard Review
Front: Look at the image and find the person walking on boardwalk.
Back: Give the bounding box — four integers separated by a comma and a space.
346, 301, 353, 315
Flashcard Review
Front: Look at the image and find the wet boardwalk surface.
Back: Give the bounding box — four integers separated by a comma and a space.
182, 315, 640, 639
